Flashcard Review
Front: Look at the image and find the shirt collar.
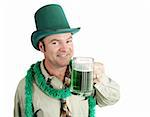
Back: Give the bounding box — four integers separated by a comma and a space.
40, 60, 71, 89
40, 60, 51, 81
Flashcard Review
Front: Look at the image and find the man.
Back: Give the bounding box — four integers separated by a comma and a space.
14, 4, 120, 117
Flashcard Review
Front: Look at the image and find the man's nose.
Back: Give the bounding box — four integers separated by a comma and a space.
59, 43, 67, 52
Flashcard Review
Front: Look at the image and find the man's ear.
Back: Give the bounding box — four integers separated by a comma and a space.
38, 41, 45, 52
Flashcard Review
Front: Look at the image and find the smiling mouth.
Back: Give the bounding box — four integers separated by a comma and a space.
57, 54, 69, 58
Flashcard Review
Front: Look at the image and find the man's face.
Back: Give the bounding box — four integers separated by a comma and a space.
40, 33, 74, 68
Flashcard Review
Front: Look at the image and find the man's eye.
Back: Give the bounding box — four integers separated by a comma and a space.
52, 42, 57, 45
66, 40, 72, 43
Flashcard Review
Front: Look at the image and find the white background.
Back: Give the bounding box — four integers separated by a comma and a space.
1, 0, 150, 116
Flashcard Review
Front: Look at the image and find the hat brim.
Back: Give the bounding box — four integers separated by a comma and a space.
31, 27, 80, 50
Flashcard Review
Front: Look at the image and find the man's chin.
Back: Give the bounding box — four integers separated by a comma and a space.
60, 59, 70, 66
56, 56, 72, 65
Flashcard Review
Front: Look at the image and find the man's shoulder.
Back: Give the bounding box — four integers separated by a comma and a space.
15, 78, 26, 100
16, 78, 25, 91
18, 78, 25, 85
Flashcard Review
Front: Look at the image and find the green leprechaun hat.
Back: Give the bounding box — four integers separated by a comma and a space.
31, 4, 80, 50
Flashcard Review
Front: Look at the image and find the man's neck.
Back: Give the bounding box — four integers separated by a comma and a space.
44, 59, 67, 82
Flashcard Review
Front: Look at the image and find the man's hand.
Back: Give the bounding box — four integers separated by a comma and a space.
93, 62, 105, 84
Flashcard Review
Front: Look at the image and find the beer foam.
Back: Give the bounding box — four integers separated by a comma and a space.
73, 63, 93, 72
72, 57, 94, 72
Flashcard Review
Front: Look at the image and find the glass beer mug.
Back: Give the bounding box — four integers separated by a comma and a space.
70, 57, 94, 96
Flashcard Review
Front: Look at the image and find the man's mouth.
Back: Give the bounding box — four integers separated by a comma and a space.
57, 54, 68, 58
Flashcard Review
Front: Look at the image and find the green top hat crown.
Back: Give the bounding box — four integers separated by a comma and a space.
31, 4, 80, 50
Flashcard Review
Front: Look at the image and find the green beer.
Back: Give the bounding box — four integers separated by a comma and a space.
70, 57, 94, 96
